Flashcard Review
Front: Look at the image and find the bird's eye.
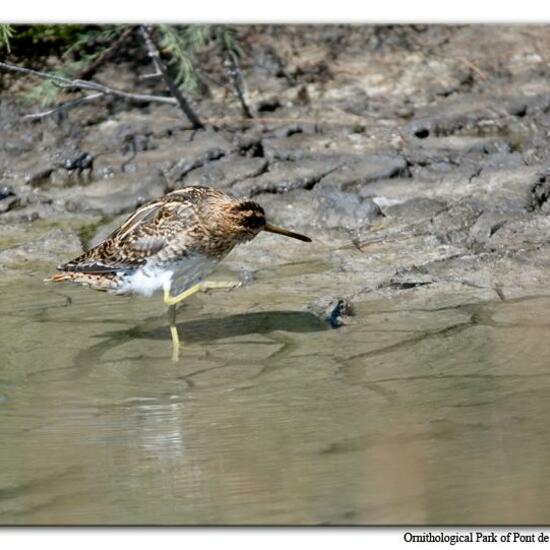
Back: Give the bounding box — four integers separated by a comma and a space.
243, 212, 265, 229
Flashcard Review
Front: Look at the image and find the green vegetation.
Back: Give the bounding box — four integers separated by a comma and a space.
210, 24, 242, 57
1, 24, 248, 121
0, 24, 14, 52
157, 25, 207, 93
27, 26, 130, 106
1, 24, 242, 88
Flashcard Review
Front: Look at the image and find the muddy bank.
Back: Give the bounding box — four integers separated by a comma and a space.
5, 24, 550, 525
2, 25, 550, 310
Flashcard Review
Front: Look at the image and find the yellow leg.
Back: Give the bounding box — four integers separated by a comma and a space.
200, 280, 242, 292
163, 280, 240, 306
163, 280, 241, 360
168, 304, 180, 362
164, 282, 203, 307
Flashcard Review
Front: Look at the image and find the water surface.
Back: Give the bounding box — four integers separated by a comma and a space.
2, 272, 550, 524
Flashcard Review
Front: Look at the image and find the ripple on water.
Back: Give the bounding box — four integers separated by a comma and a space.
3, 277, 550, 523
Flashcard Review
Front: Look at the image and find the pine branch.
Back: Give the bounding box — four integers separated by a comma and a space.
139, 25, 204, 130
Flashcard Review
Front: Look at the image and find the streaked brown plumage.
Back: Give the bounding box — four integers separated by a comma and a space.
50, 186, 311, 296
49, 186, 311, 360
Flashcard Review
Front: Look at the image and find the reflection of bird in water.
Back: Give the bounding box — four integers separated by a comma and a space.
48, 186, 311, 360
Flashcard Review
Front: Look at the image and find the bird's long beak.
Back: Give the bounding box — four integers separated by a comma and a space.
264, 223, 312, 242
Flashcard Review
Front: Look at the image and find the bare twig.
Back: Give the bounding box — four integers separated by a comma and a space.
0, 60, 180, 106
139, 71, 163, 80
139, 25, 204, 130
0, 61, 76, 87
225, 49, 254, 119
23, 93, 104, 120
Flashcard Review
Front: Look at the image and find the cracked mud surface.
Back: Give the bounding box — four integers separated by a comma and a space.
2, 25, 550, 524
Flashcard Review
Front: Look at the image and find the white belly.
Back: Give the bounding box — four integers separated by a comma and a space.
117, 256, 216, 298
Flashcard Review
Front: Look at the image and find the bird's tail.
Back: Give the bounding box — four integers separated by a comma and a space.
46, 271, 118, 291
48, 272, 71, 283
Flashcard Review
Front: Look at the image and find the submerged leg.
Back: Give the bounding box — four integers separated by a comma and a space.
163, 280, 241, 360
167, 304, 180, 362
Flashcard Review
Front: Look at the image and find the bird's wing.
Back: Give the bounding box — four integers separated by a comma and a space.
59, 198, 199, 273
107, 200, 166, 241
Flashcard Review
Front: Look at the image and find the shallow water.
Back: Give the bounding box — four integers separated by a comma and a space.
2, 271, 550, 525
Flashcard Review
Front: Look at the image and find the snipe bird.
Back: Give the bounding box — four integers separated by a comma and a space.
49, 186, 311, 360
